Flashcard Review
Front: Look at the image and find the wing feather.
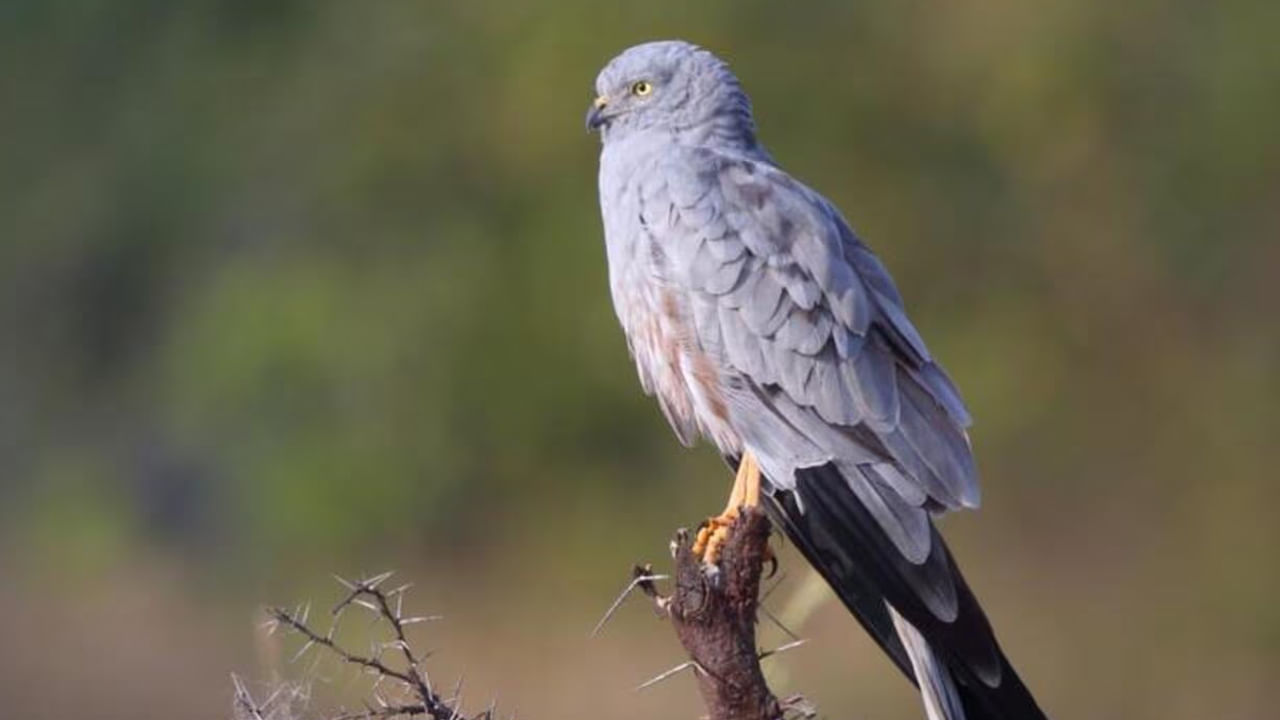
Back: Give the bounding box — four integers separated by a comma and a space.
845, 334, 901, 431
655, 146, 979, 556
744, 271, 789, 335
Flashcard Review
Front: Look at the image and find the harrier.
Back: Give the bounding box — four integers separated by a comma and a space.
588, 40, 1047, 720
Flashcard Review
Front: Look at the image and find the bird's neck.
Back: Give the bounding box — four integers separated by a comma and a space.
675, 107, 761, 153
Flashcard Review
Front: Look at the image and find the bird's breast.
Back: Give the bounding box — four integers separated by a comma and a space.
599, 161, 741, 455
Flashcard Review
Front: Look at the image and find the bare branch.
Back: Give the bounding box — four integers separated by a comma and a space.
236, 509, 810, 720
631, 509, 815, 720
246, 572, 493, 720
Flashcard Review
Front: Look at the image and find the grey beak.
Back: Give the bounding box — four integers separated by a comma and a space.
585, 96, 609, 131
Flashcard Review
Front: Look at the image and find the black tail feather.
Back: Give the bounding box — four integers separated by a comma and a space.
763, 462, 1047, 720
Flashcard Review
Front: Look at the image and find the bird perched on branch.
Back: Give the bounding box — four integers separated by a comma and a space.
587, 40, 1048, 720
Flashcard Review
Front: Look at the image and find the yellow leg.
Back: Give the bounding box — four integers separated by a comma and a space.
720, 456, 749, 515
740, 452, 760, 507
692, 451, 761, 563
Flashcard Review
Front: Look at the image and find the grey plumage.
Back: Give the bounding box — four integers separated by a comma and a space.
589, 40, 1046, 720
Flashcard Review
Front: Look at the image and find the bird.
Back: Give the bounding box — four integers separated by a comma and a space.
586, 40, 1048, 720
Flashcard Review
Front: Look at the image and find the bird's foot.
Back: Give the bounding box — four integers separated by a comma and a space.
693, 452, 766, 566
692, 508, 740, 566
691, 505, 778, 579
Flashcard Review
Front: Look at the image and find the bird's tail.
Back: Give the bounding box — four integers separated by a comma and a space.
762, 462, 1048, 720
891, 605, 968, 720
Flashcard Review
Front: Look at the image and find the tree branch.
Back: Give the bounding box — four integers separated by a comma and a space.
239, 572, 493, 720
634, 508, 814, 720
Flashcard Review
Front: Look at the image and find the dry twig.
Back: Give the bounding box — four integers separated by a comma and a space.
243, 572, 499, 720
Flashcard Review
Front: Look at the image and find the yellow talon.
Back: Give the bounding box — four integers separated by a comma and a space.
692, 509, 738, 561
692, 451, 761, 564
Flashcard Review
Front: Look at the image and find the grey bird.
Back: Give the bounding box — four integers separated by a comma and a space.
587, 40, 1048, 720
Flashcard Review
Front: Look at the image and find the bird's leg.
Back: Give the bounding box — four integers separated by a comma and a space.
692, 451, 761, 564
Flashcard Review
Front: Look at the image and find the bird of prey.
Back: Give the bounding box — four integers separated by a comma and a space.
587, 41, 1047, 720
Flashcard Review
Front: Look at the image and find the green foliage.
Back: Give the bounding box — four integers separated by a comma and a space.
1, 0, 1277, 639
2, 2, 1279, 718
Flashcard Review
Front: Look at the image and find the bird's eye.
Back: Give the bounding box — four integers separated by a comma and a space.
631, 80, 653, 96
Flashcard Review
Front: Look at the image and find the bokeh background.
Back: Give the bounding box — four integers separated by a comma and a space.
2, 1, 1277, 718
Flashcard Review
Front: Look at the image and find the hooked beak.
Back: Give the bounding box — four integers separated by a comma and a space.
585, 95, 609, 131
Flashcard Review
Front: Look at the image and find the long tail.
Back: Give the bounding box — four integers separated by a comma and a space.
762, 462, 1047, 720
891, 605, 968, 720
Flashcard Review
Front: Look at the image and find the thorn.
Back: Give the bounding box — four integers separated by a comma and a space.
760, 570, 788, 602
364, 570, 395, 589
401, 615, 443, 625
331, 574, 359, 613
231, 673, 253, 703
758, 638, 807, 661
260, 683, 286, 709
231, 673, 270, 720
759, 604, 801, 642
590, 573, 670, 637
449, 688, 464, 720
290, 640, 315, 664
780, 694, 819, 718
635, 660, 705, 691
302, 653, 324, 682
450, 673, 465, 704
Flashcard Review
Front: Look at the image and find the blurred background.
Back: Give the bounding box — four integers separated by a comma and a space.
2, 1, 1277, 718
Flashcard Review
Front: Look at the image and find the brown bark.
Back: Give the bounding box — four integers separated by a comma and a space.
638, 508, 787, 720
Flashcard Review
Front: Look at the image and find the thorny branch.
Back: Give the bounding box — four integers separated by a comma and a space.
237, 514, 814, 720
235, 572, 499, 720
597, 507, 817, 720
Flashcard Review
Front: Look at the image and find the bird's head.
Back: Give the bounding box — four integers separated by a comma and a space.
586, 40, 757, 148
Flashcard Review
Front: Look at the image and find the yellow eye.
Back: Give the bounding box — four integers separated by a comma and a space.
631, 80, 653, 96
